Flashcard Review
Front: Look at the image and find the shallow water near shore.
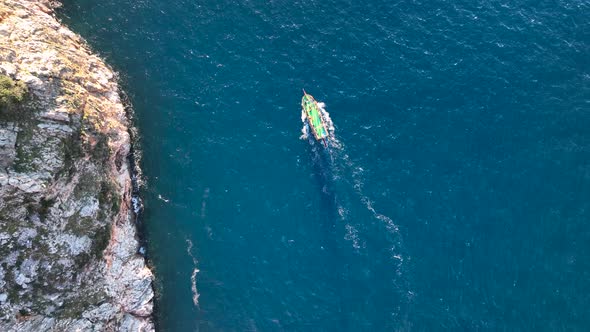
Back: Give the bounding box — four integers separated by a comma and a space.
59, 0, 589, 330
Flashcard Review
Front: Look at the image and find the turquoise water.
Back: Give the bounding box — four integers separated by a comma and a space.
59, 0, 589, 330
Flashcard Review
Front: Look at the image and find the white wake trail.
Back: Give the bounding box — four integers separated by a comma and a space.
300, 109, 310, 140
186, 238, 200, 307
299, 97, 402, 265
300, 96, 411, 300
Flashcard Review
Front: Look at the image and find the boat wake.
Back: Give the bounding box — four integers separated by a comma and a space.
317, 102, 336, 140
301, 99, 405, 271
300, 108, 310, 140
186, 238, 200, 308
333, 137, 406, 272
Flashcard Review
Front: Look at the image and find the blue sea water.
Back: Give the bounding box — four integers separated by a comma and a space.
58, 0, 589, 330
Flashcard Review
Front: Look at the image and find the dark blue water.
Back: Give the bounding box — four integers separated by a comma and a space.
59, 0, 590, 330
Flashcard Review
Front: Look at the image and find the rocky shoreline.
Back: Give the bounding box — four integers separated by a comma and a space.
0, 0, 154, 330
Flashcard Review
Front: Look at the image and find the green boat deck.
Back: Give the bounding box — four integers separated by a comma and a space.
302, 92, 329, 141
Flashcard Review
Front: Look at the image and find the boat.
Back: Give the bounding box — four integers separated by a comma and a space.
301, 90, 329, 147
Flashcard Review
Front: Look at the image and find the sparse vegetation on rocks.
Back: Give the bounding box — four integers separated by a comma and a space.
0, 75, 27, 113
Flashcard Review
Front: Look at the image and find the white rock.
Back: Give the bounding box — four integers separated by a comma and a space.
37, 123, 73, 134
18, 74, 43, 90
14, 272, 31, 288
5, 251, 19, 267
0, 266, 5, 288
17, 228, 37, 248
40, 107, 70, 123
0, 233, 10, 245
55, 234, 91, 255
19, 258, 39, 280
118, 313, 154, 332
0, 172, 8, 185
0, 25, 10, 37
0, 63, 16, 76
79, 197, 99, 218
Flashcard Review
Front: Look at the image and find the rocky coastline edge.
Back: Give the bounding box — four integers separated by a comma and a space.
0, 0, 154, 330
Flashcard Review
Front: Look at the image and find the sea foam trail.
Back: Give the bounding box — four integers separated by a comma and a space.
333, 139, 405, 268
302, 99, 405, 271
186, 238, 200, 307
304, 99, 395, 232
300, 108, 310, 140
317, 102, 336, 142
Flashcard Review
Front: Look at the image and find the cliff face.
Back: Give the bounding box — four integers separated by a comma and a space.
0, 0, 154, 330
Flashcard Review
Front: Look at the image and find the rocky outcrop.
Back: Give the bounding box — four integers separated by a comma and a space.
0, 0, 154, 330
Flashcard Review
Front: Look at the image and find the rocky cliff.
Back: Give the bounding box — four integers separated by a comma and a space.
0, 0, 154, 330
